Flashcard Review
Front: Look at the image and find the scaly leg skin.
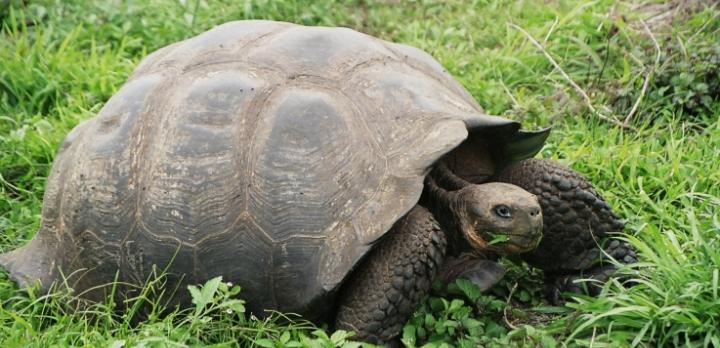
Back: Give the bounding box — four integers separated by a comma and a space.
544, 239, 637, 303
494, 159, 636, 303
335, 206, 447, 344
436, 252, 505, 292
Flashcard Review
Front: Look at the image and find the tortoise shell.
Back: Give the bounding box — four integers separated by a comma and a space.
0, 20, 545, 319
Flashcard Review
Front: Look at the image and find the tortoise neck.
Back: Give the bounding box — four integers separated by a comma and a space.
431, 162, 472, 191
422, 176, 471, 256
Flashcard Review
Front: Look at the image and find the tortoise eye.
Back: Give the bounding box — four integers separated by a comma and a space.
494, 205, 512, 218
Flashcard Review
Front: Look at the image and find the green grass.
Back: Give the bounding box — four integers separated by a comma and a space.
1, 0, 719, 346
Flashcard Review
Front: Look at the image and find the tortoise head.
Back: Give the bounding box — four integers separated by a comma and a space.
453, 182, 543, 254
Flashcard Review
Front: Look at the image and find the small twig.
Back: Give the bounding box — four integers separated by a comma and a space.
509, 23, 628, 129
503, 282, 519, 330
623, 20, 660, 127
592, 21, 616, 90
543, 17, 559, 45
499, 79, 520, 109
676, 35, 688, 59
686, 10, 720, 45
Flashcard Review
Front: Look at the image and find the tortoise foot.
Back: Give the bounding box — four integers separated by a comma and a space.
437, 253, 505, 291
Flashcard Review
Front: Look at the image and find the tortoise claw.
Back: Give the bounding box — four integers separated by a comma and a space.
545, 264, 619, 305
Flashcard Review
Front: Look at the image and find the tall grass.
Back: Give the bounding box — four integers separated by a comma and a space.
1, 0, 719, 346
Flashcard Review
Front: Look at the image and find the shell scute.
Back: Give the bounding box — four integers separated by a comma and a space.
246, 26, 396, 76
194, 220, 274, 312
248, 88, 383, 242
272, 237, 325, 313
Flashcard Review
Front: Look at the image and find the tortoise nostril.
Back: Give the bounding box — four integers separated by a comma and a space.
529, 208, 540, 217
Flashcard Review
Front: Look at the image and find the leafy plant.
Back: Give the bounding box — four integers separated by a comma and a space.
652, 42, 720, 118
402, 279, 560, 348
1, 0, 719, 347
609, 7, 720, 124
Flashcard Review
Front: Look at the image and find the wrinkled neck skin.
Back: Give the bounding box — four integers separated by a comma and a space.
430, 162, 471, 191
423, 165, 496, 259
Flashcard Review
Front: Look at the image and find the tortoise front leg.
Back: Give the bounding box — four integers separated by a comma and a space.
335, 205, 446, 344
494, 158, 636, 302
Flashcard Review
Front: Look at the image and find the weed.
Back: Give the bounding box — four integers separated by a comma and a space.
1, 0, 719, 347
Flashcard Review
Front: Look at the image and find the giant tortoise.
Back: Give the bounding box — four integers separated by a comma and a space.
0, 20, 635, 343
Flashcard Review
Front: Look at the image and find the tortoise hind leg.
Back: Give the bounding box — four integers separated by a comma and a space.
335, 205, 446, 344
494, 158, 636, 302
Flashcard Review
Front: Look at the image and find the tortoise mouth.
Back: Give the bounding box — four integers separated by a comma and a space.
476, 228, 542, 253
507, 233, 543, 251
